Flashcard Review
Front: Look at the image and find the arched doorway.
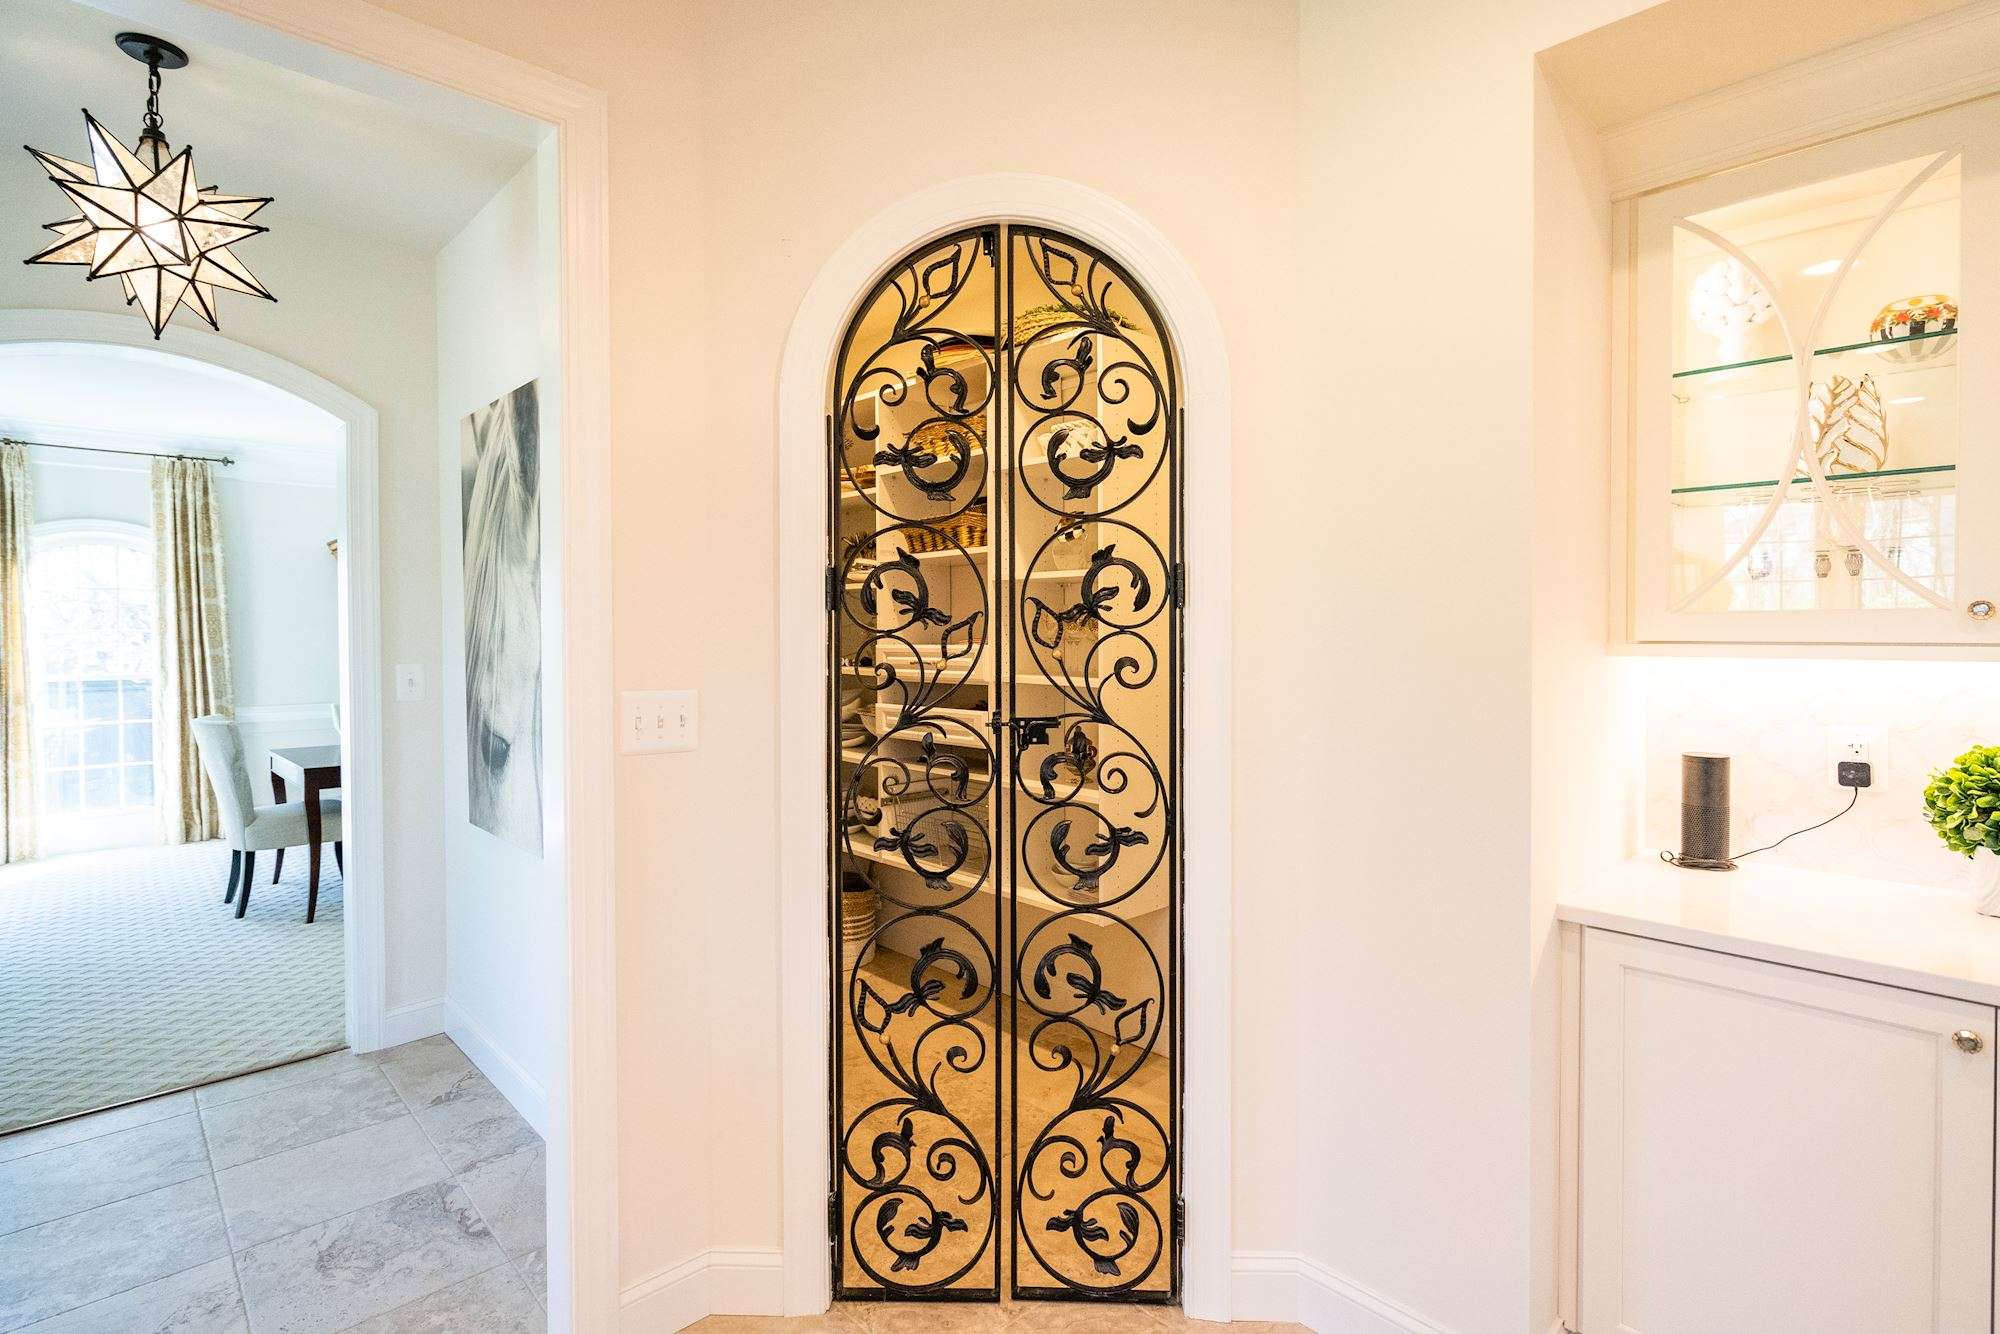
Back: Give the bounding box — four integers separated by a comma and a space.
0, 312, 386, 1055
826, 224, 1183, 1305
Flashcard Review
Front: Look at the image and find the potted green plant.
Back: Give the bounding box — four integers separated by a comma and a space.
1923, 745, 2000, 916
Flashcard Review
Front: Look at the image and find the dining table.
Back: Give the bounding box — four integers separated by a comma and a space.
268, 743, 342, 922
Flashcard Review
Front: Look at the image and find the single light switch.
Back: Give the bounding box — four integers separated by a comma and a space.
395, 663, 425, 702
622, 689, 698, 754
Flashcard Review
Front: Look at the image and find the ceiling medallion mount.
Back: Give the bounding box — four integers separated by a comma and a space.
22, 31, 274, 338
114, 32, 189, 70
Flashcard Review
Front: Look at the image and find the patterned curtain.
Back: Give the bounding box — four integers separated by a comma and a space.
0, 443, 34, 863
152, 459, 234, 843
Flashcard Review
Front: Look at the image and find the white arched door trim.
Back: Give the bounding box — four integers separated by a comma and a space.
0, 308, 389, 1056
776, 175, 1234, 1321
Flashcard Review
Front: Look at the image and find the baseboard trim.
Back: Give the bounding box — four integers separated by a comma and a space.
1232, 1251, 1453, 1334
620, 1248, 784, 1332
443, 998, 550, 1140
377, 997, 448, 1050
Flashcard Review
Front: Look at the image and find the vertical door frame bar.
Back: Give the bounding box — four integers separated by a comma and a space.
779, 174, 1233, 1322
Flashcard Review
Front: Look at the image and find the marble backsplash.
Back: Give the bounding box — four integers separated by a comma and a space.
1643, 657, 2000, 891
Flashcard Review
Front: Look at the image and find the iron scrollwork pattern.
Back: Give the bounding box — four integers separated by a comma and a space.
1006, 228, 1180, 1301
828, 225, 1180, 1304
830, 229, 1001, 1297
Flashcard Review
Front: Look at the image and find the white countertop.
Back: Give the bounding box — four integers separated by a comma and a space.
1558, 857, 2000, 1007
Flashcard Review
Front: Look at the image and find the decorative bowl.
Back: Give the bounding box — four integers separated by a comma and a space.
1870, 294, 1957, 362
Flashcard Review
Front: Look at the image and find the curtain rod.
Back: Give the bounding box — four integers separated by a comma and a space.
1, 436, 234, 467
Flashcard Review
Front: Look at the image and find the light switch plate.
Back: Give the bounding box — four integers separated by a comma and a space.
622, 690, 698, 754
394, 663, 424, 702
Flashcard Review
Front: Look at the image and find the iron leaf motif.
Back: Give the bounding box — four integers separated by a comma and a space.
1113, 996, 1152, 1049
855, 981, 894, 1035
865, 1116, 916, 1186
1041, 335, 1093, 402
1046, 1207, 1122, 1277
1037, 724, 1099, 801
916, 342, 971, 415
938, 611, 981, 663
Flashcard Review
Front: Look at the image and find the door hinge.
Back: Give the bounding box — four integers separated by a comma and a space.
1169, 561, 1187, 610
824, 565, 839, 612
827, 1191, 839, 1251
1173, 1195, 1185, 1235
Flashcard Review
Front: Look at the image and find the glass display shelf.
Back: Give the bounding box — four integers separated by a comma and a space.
1673, 328, 1957, 380
1670, 463, 1956, 498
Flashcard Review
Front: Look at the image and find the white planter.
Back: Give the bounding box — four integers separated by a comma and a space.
1974, 854, 2000, 918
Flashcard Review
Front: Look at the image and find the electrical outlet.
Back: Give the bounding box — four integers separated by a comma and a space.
1826, 726, 1884, 783
621, 690, 698, 754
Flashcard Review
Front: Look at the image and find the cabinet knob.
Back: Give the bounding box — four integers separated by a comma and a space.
1953, 1029, 1985, 1054
1969, 599, 1996, 621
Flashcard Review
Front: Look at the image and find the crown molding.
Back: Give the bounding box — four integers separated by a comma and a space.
1602, 0, 2000, 200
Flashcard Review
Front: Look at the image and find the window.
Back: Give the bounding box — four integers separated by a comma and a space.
29, 523, 157, 851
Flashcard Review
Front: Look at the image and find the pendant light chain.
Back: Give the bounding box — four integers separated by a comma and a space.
143, 57, 163, 135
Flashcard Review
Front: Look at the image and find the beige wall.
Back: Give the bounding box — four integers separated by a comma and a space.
1295, 1, 1648, 1328
371, 0, 1303, 1293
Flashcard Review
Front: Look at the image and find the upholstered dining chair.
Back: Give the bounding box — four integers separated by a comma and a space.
189, 715, 343, 922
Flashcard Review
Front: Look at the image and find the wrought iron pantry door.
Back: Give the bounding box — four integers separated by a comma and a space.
829, 224, 1181, 1304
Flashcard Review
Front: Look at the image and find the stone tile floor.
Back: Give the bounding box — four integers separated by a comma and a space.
0, 1034, 544, 1333
691, 1306, 1302, 1331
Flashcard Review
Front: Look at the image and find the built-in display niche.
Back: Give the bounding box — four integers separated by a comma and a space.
1627, 98, 2000, 646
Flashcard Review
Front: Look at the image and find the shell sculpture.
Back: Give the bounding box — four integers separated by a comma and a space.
1808, 373, 1889, 476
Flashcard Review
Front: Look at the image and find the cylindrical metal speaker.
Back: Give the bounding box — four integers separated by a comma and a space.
1677, 752, 1736, 870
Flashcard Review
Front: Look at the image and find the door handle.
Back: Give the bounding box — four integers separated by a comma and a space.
1953, 1029, 1984, 1054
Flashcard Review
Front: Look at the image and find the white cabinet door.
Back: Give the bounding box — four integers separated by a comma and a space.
1579, 931, 1995, 1334
1627, 96, 2000, 647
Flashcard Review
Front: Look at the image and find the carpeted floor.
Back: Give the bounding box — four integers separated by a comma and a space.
0, 840, 343, 1133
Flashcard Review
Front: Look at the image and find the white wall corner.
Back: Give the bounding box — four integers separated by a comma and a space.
619, 1249, 784, 1332
446, 998, 552, 1139
1233, 1252, 1456, 1334
378, 997, 450, 1050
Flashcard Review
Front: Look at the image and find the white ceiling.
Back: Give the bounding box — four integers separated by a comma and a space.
0, 342, 340, 461
1542, 0, 1976, 131
4, 0, 546, 250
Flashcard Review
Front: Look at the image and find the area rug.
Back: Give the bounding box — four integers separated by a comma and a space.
0, 840, 343, 1132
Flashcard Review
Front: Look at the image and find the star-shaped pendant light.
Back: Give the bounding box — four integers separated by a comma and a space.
24, 33, 273, 338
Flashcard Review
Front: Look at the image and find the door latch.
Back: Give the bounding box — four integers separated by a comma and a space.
1005, 716, 1059, 748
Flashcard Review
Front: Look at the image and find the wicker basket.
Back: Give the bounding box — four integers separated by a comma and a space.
902, 507, 987, 554
905, 414, 985, 464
